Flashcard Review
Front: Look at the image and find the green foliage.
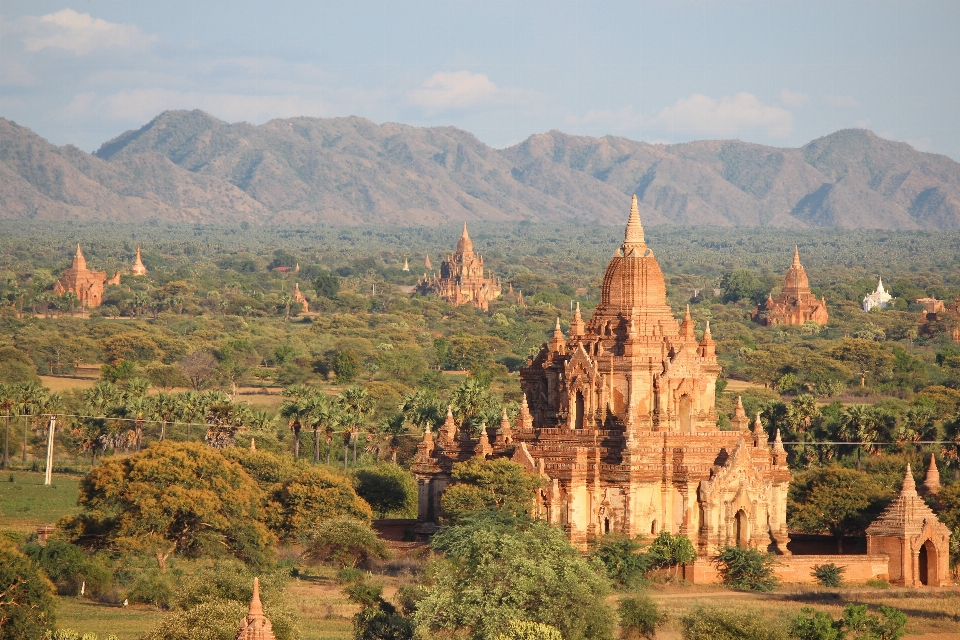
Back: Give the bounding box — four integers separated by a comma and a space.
333, 351, 358, 383
440, 458, 546, 521
680, 605, 787, 640
415, 511, 614, 640
353, 464, 417, 519
715, 546, 779, 592
127, 567, 179, 609
791, 604, 908, 640
618, 595, 665, 640
267, 466, 373, 539
645, 531, 697, 573
23, 539, 112, 596
61, 441, 275, 568
788, 468, 894, 552
495, 620, 564, 640
44, 632, 120, 640
314, 270, 341, 299
303, 516, 388, 568
0, 537, 57, 638
344, 579, 414, 640
590, 534, 650, 587
719, 270, 769, 305
811, 563, 845, 588
0, 346, 40, 384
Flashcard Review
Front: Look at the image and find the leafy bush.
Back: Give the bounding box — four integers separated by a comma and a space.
495, 620, 564, 640
645, 532, 697, 577
128, 568, 180, 609
0, 538, 57, 638
680, 605, 787, 640
865, 578, 890, 589
353, 464, 417, 519
440, 458, 546, 522
344, 579, 414, 640
267, 466, 373, 539
302, 516, 388, 568
715, 546, 779, 592
810, 563, 845, 588
618, 595, 665, 640
590, 534, 650, 587
44, 633, 119, 640
791, 604, 907, 640
24, 539, 112, 596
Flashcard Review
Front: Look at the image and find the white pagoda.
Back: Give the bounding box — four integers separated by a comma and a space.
863, 277, 892, 312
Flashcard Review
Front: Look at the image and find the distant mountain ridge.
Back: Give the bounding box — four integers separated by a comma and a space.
1, 110, 959, 228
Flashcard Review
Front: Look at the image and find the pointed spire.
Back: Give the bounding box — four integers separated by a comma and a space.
923, 453, 941, 495
131, 245, 147, 275
439, 405, 457, 442
570, 302, 585, 336
624, 194, 645, 247
516, 393, 533, 429
699, 321, 716, 358
402, 257, 410, 272
72, 243, 87, 271
425, 254, 432, 270
792, 245, 801, 267
550, 317, 566, 352
901, 464, 917, 497
680, 304, 695, 339
250, 437, 256, 451
474, 422, 492, 458
249, 577, 264, 617
752, 411, 767, 446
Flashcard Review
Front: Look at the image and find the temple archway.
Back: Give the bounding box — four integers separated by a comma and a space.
574, 390, 585, 429
919, 539, 937, 586
679, 394, 693, 433
735, 509, 749, 547
651, 520, 658, 535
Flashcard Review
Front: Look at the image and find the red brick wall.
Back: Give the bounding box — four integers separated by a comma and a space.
684, 554, 889, 585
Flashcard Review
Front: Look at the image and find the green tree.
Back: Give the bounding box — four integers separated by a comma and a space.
303, 516, 388, 568
645, 531, 697, 578
618, 595, 665, 640
0, 347, 40, 384
719, 270, 768, 305
590, 534, 649, 588
715, 546, 779, 592
267, 466, 373, 539
344, 580, 414, 640
353, 464, 417, 519
440, 458, 546, 521
414, 512, 614, 640
24, 539, 112, 596
788, 467, 894, 552
61, 441, 274, 569
0, 538, 57, 638
680, 606, 787, 640
314, 270, 340, 299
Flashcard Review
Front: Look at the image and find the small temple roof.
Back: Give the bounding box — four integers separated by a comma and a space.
866, 464, 950, 539
234, 578, 275, 640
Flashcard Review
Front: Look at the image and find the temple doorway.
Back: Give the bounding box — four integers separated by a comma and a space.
679, 395, 692, 433
575, 390, 585, 429
735, 509, 748, 547
919, 539, 936, 585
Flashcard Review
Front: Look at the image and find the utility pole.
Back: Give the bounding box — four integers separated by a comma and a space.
44, 416, 56, 486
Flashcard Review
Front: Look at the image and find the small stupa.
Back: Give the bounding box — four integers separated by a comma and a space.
131, 246, 148, 276
235, 578, 276, 640
425, 254, 432, 270
402, 257, 410, 272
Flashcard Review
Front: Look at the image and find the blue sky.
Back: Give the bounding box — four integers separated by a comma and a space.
2, 1, 958, 159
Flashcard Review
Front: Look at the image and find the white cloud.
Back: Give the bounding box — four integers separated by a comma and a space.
823, 95, 858, 108
779, 89, 809, 108
653, 92, 794, 138
408, 71, 529, 113
19, 9, 154, 56
565, 106, 643, 131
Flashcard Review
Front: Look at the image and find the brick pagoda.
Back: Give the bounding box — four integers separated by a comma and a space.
753, 247, 828, 326
415, 223, 502, 311
54, 244, 107, 309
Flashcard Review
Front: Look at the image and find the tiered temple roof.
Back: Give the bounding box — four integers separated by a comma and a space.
752, 247, 828, 326
235, 578, 276, 640
54, 244, 107, 309
415, 224, 502, 311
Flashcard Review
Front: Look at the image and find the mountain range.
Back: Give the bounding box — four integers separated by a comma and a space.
2, 110, 959, 229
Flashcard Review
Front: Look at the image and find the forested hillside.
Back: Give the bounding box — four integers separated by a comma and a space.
2, 111, 960, 228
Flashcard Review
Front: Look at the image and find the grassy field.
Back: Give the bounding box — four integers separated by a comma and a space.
0, 469, 80, 533
56, 600, 165, 640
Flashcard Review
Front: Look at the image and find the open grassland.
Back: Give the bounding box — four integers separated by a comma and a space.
648, 582, 960, 639
0, 470, 80, 532
56, 600, 165, 640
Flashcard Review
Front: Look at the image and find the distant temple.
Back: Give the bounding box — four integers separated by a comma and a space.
413, 196, 792, 554
752, 247, 828, 326
292, 282, 309, 313
131, 246, 148, 276
235, 578, 275, 640
862, 277, 892, 312
917, 296, 960, 343
415, 223, 502, 311
54, 244, 106, 309
402, 257, 410, 272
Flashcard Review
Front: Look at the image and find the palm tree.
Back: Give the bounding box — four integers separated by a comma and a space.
340, 386, 371, 465
304, 392, 334, 465
149, 392, 179, 441
15, 382, 46, 462
280, 385, 313, 459
124, 395, 150, 451
0, 384, 13, 469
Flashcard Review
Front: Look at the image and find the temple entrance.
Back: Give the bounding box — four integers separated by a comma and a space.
604, 518, 610, 534
651, 520, 658, 535
575, 390, 585, 429
919, 539, 936, 586
735, 510, 748, 547
679, 395, 692, 433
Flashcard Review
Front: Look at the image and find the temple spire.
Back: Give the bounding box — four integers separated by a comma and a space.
792, 245, 801, 267
249, 577, 264, 617
73, 243, 87, 271
624, 194, 645, 247
923, 454, 941, 495
901, 464, 917, 497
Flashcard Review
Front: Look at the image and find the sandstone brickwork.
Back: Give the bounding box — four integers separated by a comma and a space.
415, 223, 502, 311
413, 197, 792, 556
235, 578, 276, 640
54, 244, 107, 309
753, 247, 828, 326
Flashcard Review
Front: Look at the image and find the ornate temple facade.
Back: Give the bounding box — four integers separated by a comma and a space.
415, 224, 502, 311
752, 247, 828, 326
54, 244, 107, 309
862, 277, 892, 312
413, 197, 792, 555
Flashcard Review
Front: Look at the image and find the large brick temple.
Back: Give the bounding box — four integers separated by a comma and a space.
54, 244, 107, 309
752, 247, 828, 326
413, 196, 792, 555
415, 223, 502, 311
